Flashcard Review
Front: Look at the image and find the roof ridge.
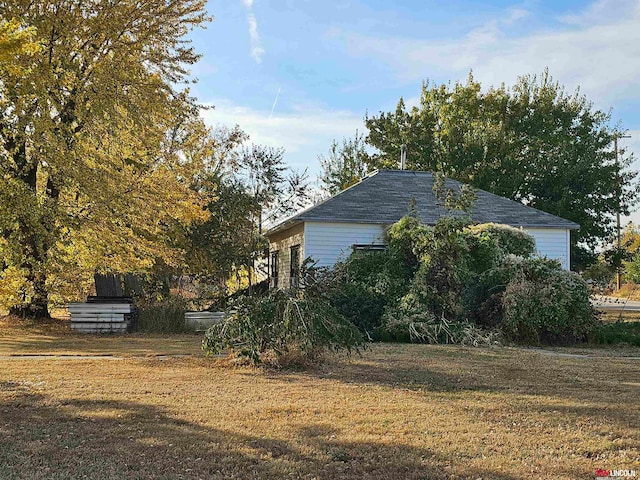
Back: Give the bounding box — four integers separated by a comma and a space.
265, 169, 579, 236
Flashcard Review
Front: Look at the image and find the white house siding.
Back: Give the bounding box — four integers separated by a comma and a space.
304, 222, 386, 268
270, 223, 571, 281
524, 228, 570, 270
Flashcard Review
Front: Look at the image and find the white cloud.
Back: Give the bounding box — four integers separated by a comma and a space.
504, 7, 529, 24
464, 6, 531, 45
240, 0, 264, 63
559, 0, 639, 26
331, 2, 640, 107
246, 13, 265, 63
201, 99, 364, 171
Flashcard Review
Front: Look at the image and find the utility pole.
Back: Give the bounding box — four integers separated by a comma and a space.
615, 133, 631, 290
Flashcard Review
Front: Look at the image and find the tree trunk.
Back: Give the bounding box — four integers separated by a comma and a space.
9, 270, 50, 319
8, 186, 54, 320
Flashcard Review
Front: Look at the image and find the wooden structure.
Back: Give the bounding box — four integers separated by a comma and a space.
266, 170, 579, 285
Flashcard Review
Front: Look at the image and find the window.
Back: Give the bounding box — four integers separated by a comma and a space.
270, 251, 279, 289
290, 245, 300, 288
352, 244, 387, 252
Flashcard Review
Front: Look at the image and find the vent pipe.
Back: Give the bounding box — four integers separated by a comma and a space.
400, 144, 407, 170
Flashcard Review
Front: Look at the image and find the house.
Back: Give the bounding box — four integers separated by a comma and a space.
265, 169, 579, 288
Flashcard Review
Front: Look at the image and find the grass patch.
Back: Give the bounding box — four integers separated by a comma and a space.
0, 320, 639, 479
591, 322, 640, 347
605, 283, 640, 301
0, 316, 203, 357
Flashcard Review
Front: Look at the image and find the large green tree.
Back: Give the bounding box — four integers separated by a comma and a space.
318, 130, 370, 195
364, 71, 637, 268
0, 1, 211, 316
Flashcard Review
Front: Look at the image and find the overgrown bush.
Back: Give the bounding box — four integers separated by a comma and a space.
137, 295, 191, 333
466, 223, 536, 258
202, 288, 364, 365
501, 258, 599, 344
371, 216, 598, 345
328, 249, 412, 338
323, 214, 596, 347
463, 255, 548, 328
386, 215, 431, 271
462, 229, 503, 274
461, 225, 536, 325
328, 282, 386, 339
421, 217, 474, 317
384, 218, 536, 327
376, 216, 486, 341
376, 216, 485, 333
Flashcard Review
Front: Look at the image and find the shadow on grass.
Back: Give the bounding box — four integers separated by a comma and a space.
0, 390, 526, 480
312, 344, 638, 390
276, 344, 640, 433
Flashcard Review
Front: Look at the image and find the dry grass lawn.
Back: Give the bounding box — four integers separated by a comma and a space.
0, 316, 202, 357
1, 316, 639, 479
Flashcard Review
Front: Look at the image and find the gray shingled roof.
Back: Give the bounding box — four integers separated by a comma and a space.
266, 170, 579, 235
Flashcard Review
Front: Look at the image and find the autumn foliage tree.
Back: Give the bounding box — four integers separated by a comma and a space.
0, 1, 211, 317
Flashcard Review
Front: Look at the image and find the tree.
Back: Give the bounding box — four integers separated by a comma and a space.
0, 1, 210, 317
365, 71, 638, 269
621, 223, 640, 255
187, 179, 257, 293
0, 18, 42, 72
609, 223, 640, 285
185, 126, 310, 296
238, 144, 287, 234
319, 130, 370, 195
185, 126, 254, 293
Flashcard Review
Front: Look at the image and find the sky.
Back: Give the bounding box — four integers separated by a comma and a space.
188, 0, 640, 223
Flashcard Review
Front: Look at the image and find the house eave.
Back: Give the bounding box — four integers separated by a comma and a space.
264, 219, 304, 238
268, 217, 579, 232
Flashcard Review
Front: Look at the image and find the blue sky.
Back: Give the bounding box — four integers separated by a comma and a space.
189, 0, 640, 221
